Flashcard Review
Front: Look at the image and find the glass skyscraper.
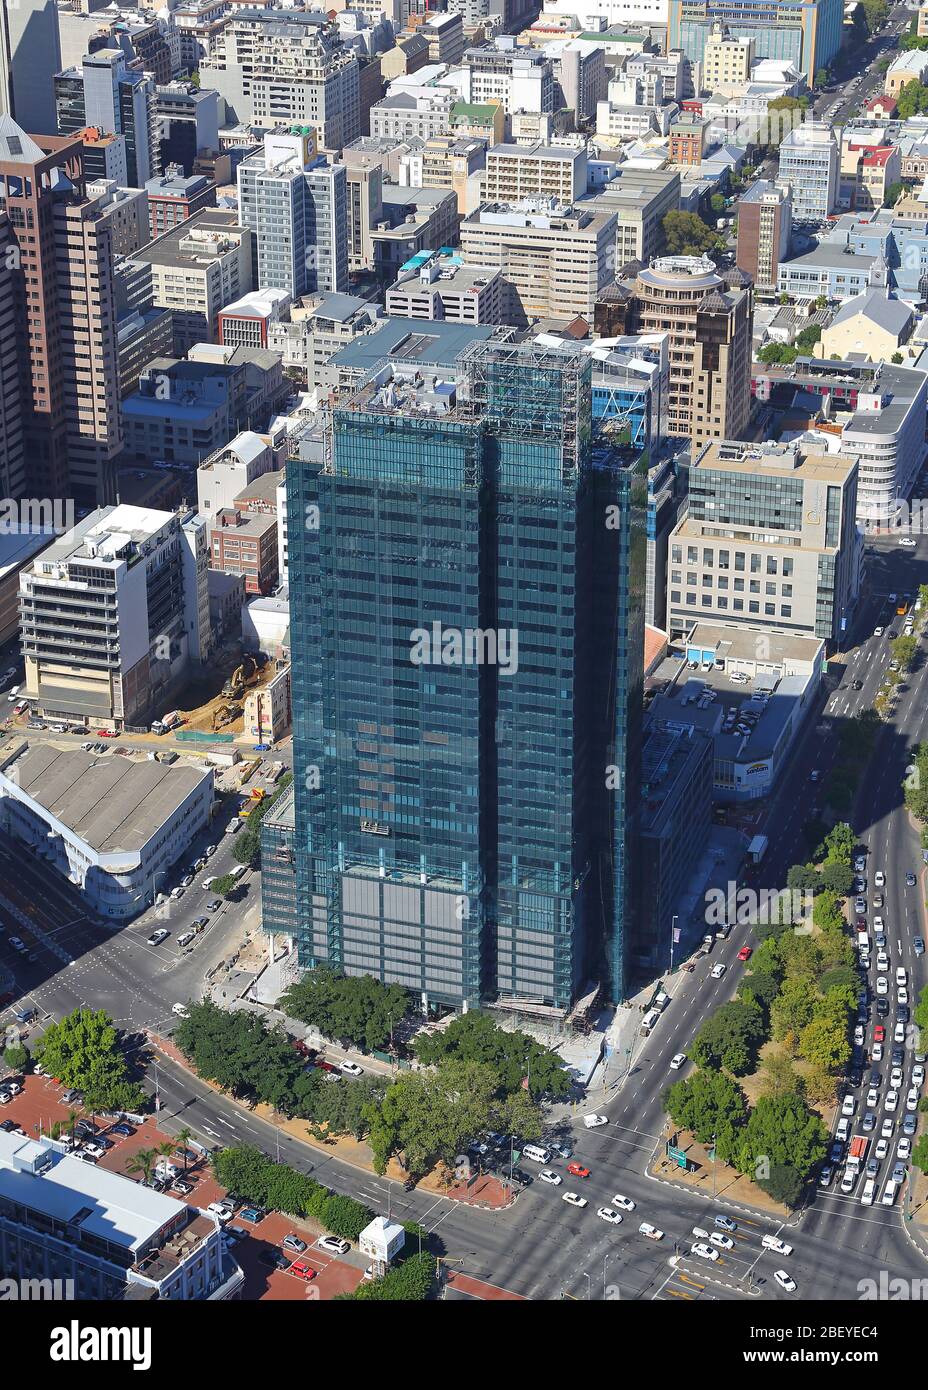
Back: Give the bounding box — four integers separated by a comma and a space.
287, 339, 645, 1011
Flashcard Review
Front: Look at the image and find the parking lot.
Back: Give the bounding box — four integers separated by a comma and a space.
0, 1072, 365, 1300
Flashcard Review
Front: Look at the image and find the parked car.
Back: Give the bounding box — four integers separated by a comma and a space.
317, 1235, 350, 1256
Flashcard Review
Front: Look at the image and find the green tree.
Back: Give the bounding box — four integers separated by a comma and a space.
126, 1147, 157, 1186
735, 1092, 827, 1193
210, 873, 236, 898
662, 1068, 748, 1164
281, 968, 412, 1054
233, 773, 293, 868
690, 999, 766, 1076
819, 862, 855, 897
318, 1193, 373, 1242
912, 1133, 928, 1177
413, 1010, 570, 1100
758, 341, 798, 366
885, 181, 905, 207
891, 351, 904, 364
797, 995, 852, 1074
710, 192, 726, 215
34, 1007, 144, 1113
821, 822, 855, 866
759, 1162, 804, 1207
339, 1252, 435, 1301
891, 634, 917, 672
771, 976, 817, 1045
759, 1050, 800, 1098
787, 863, 820, 894
3, 1042, 28, 1072
662, 210, 720, 257
795, 323, 822, 353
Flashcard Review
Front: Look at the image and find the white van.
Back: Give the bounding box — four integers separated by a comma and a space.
860, 1178, 876, 1207
177, 932, 196, 948
201, 877, 217, 891
881, 1180, 898, 1207
653, 991, 670, 1012
225, 820, 241, 835
521, 1144, 551, 1164
172, 1003, 189, 1018
231, 863, 248, 880
641, 1008, 661, 1035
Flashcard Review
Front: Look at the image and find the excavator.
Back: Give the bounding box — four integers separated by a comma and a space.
212, 702, 241, 731
221, 655, 257, 702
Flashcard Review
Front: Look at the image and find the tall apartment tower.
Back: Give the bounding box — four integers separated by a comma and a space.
621, 256, 753, 450
0, 212, 24, 501
55, 49, 157, 188
736, 180, 792, 291
287, 341, 645, 1012
237, 128, 348, 301
0, 0, 62, 135
0, 119, 121, 504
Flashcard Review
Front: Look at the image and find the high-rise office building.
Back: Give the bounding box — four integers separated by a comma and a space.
667, 0, 843, 87
0, 212, 24, 502
237, 127, 348, 301
0, 119, 121, 504
667, 439, 860, 645
55, 49, 157, 188
736, 179, 792, 291
287, 340, 645, 1012
605, 256, 753, 451
199, 10, 360, 150
0, 0, 62, 135
778, 121, 839, 221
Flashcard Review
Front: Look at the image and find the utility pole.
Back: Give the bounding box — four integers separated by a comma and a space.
712, 1132, 717, 1200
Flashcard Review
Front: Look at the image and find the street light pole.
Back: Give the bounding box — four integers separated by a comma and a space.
712, 1132, 717, 1200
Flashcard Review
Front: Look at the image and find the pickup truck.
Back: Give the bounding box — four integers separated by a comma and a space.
697, 935, 714, 956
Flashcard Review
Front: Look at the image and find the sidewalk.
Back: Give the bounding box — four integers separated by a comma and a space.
444, 1270, 524, 1300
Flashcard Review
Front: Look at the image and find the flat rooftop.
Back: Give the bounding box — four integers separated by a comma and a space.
0, 1130, 183, 1254
690, 438, 856, 485
331, 318, 498, 375
2, 743, 211, 854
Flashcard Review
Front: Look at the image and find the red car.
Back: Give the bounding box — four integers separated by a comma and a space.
874, 1025, 886, 1043
737, 946, 752, 962
566, 1161, 590, 1178
96, 729, 118, 738
855, 918, 867, 931
289, 1261, 317, 1281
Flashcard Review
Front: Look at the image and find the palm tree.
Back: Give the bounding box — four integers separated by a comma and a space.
126, 1147, 156, 1186
175, 1126, 193, 1173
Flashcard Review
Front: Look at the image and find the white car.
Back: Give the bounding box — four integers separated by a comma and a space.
873, 917, 884, 933
82, 1141, 106, 1159
638, 1222, 664, 1241
900, 537, 917, 547
774, 1270, 797, 1292
854, 1025, 865, 1047
867, 1087, 879, 1108
841, 1094, 855, 1117
875, 870, 885, 888
881, 1117, 895, 1139
876, 952, 889, 973
874, 627, 884, 637
885, 1090, 899, 1113
761, 1234, 793, 1256
562, 1192, 588, 1209
875, 1138, 889, 1160
876, 977, 888, 996
339, 1061, 364, 1077
597, 1207, 623, 1225
891, 1068, 904, 1088
538, 1169, 562, 1186
895, 1022, 906, 1044
207, 1202, 234, 1223
317, 1236, 350, 1256
906, 1088, 918, 1112
913, 1064, 925, 1088
710, 963, 727, 979
691, 1242, 719, 1262
669, 1053, 687, 1071
611, 1194, 635, 1212
898, 987, 909, 1005
708, 1232, 733, 1250
898, 1138, 912, 1160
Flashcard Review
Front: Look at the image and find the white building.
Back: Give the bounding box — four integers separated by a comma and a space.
197, 431, 285, 519
839, 365, 928, 522
0, 743, 214, 919
19, 504, 211, 730
0, 1129, 241, 1298
778, 122, 839, 221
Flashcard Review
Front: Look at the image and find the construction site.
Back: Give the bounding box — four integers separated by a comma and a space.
153, 641, 292, 747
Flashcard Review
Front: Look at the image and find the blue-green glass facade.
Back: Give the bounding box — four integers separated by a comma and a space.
287, 341, 645, 1009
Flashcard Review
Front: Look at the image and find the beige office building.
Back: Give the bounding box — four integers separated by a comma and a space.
702, 28, 754, 91
134, 209, 252, 355
482, 143, 587, 206
459, 200, 616, 326
667, 439, 860, 646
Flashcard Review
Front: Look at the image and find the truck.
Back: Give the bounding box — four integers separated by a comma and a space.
267, 760, 285, 784
153, 710, 183, 735
846, 1135, 869, 1175
748, 835, 768, 864
698, 934, 714, 956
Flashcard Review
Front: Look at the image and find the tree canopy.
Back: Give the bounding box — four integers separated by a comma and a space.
35, 1008, 145, 1113
413, 1011, 570, 1100
661, 210, 720, 257
281, 967, 412, 1053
